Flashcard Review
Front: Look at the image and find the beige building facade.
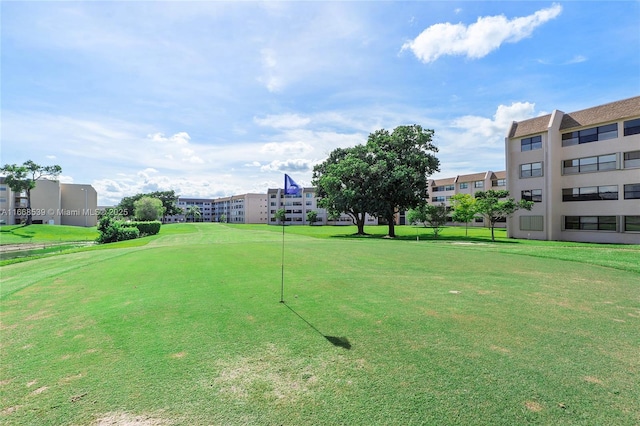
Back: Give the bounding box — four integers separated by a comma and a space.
428, 170, 507, 227
506, 96, 640, 244
0, 178, 98, 227
267, 187, 378, 226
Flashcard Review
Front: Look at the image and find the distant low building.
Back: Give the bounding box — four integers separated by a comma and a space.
0, 178, 98, 227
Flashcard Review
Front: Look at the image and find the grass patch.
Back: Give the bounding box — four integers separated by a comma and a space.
1, 223, 638, 425
0, 224, 98, 244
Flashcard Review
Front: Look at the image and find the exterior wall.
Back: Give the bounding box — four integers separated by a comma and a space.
60, 184, 98, 227
171, 198, 213, 222
427, 170, 507, 228
0, 178, 97, 227
507, 96, 640, 244
243, 194, 269, 224
267, 187, 378, 226
27, 179, 61, 225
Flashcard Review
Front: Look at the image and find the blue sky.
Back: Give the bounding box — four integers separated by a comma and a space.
2, 1, 639, 205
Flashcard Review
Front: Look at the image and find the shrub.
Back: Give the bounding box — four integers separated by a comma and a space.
96, 220, 140, 244
96, 211, 142, 244
124, 221, 161, 236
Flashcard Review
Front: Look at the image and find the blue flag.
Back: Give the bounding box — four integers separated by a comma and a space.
284, 174, 301, 195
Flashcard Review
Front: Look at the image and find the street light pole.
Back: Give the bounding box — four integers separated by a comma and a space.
81, 188, 88, 227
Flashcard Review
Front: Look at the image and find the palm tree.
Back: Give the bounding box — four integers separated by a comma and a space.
185, 205, 202, 222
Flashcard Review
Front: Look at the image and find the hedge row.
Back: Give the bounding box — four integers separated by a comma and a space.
123, 220, 162, 236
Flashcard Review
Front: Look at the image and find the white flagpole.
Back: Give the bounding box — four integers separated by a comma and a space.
280, 184, 286, 303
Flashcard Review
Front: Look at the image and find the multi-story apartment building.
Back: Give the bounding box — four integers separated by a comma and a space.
506, 96, 640, 244
164, 194, 268, 224
0, 178, 98, 227
427, 170, 507, 227
267, 187, 378, 226
213, 193, 268, 224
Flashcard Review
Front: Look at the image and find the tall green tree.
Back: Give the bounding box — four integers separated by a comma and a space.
365, 125, 440, 238
312, 146, 375, 235
408, 203, 447, 238
134, 196, 165, 221
474, 190, 533, 241
306, 210, 318, 225
0, 160, 61, 225
185, 205, 202, 222
275, 208, 286, 225
118, 190, 180, 221
450, 193, 477, 237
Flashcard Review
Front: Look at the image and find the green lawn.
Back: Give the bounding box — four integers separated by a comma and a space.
1, 223, 638, 425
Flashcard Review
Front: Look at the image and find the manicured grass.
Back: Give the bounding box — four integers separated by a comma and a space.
1, 223, 638, 425
0, 224, 99, 245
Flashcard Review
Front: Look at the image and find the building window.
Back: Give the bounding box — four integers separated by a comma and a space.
624, 183, 640, 199
474, 181, 484, 188
520, 162, 543, 178
521, 189, 542, 202
492, 179, 506, 187
561, 123, 618, 147
520, 215, 543, 231
562, 185, 618, 201
521, 135, 542, 151
623, 118, 640, 136
562, 154, 616, 175
625, 216, 640, 232
564, 216, 617, 231
624, 150, 640, 168
459, 182, 469, 189
432, 196, 446, 202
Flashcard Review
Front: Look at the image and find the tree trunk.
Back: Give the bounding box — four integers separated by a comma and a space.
387, 214, 396, 238
26, 188, 33, 226
355, 214, 366, 235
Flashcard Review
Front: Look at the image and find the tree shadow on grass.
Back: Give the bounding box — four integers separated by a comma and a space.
282, 303, 351, 350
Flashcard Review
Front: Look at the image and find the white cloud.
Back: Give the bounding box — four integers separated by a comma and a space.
260, 140, 313, 157
259, 48, 283, 93
451, 101, 537, 143
402, 4, 562, 63
254, 113, 311, 129
148, 132, 191, 145
260, 159, 315, 173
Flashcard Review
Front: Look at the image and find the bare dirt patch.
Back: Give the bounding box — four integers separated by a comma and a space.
212, 343, 324, 403
1, 405, 21, 415
31, 386, 48, 395
170, 351, 187, 359
24, 310, 54, 321
93, 412, 172, 426
525, 401, 543, 412
584, 376, 603, 384
490, 345, 511, 354
60, 373, 84, 384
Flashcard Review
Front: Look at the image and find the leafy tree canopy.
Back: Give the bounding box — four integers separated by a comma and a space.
408, 203, 447, 237
312, 145, 375, 235
449, 193, 477, 237
364, 125, 440, 237
117, 190, 180, 219
134, 196, 164, 221
474, 190, 533, 241
313, 125, 439, 237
